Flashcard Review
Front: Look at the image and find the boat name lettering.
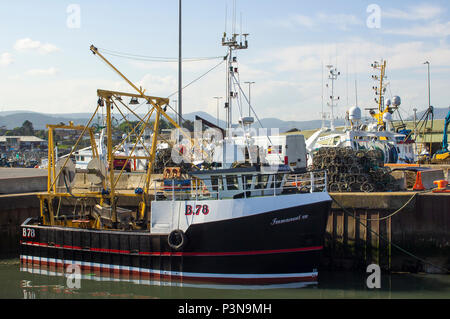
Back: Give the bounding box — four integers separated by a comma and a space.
185, 205, 210, 216
270, 215, 309, 226
22, 228, 35, 238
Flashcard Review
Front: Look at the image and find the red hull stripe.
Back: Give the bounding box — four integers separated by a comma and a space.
139, 246, 323, 256
20, 240, 322, 256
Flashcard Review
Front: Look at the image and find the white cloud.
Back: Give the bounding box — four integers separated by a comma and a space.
259, 39, 450, 75
26, 67, 59, 76
137, 73, 177, 97
384, 20, 450, 38
383, 4, 444, 21
381, 4, 450, 38
290, 15, 315, 28
0, 52, 13, 66
14, 38, 60, 54
277, 12, 363, 31
239, 38, 450, 120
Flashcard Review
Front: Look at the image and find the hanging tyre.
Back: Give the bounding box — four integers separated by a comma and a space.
167, 229, 187, 251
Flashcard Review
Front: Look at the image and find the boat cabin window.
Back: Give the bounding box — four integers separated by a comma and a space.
225, 175, 239, 191
275, 174, 284, 188
255, 175, 269, 189
211, 175, 224, 192
243, 174, 254, 190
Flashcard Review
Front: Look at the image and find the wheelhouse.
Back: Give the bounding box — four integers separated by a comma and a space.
156, 166, 327, 201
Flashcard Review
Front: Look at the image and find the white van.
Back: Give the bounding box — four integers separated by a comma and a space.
252, 134, 307, 170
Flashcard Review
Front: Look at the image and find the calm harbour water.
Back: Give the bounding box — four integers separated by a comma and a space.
0, 259, 449, 299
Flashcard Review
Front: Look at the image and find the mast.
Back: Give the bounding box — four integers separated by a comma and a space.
222, 13, 249, 131
370, 60, 388, 127
321, 61, 324, 129
105, 98, 116, 222
178, 0, 183, 127
326, 65, 340, 130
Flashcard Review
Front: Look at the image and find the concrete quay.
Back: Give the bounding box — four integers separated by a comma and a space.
0, 168, 47, 195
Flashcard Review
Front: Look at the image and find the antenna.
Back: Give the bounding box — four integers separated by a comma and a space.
222, 0, 249, 131
346, 60, 349, 106
224, 3, 228, 34
232, 0, 236, 35
240, 12, 244, 44
321, 61, 324, 129
371, 59, 388, 126
326, 64, 340, 130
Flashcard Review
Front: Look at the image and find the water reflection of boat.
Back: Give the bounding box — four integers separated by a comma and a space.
20, 264, 315, 292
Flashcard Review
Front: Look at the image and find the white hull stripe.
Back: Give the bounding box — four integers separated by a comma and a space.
20, 255, 317, 280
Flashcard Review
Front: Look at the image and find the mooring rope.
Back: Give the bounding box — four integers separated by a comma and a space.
351, 192, 420, 222
330, 194, 449, 274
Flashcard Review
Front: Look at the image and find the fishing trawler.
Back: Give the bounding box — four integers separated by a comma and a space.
306, 61, 417, 166
19, 43, 332, 287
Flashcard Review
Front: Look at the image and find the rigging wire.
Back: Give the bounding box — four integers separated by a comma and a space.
231, 72, 290, 170
98, 47, 223, 62
166, 58, 226, 99
104, 57, 226, 127
93, 49, 227, 170
126, 58, 226, 127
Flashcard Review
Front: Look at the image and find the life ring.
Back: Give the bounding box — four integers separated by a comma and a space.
167, 229, 187, 251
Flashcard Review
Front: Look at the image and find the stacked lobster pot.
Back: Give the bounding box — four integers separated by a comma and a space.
312, 147, 398, 193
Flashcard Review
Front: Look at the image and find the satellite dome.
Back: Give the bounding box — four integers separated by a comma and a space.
383, 112, 393, 122
392, 96, 401, 107
385, 99, 391, 107
348, 106, 362, 121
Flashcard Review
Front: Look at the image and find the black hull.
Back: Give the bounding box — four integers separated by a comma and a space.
20, 200, 331, 285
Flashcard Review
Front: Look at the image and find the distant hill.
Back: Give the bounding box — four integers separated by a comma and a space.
4, 106, 446, 133
0, 112, 89, 130
0, 110, 346, 133
405, 107, 450, 121
0, 110, 227, 130
257, 118, 347, 132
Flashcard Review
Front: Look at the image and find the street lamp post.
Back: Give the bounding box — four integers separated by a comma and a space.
413, 107, 418, 156
413, 108, 417, 136
423, 61, 433, 155
424, 61, 431, 109
173, 100, 178, 119
244, 81, 255, 117
213, 97, 223, 126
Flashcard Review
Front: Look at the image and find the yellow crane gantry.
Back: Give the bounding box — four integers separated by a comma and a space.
40, 45, 194, 229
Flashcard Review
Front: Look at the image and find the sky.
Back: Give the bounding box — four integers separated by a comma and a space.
0, 0, 450, 124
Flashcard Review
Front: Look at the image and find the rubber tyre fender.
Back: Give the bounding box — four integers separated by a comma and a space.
167, 229, 188, 251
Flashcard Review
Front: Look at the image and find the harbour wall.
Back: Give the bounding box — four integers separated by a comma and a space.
325, 193, 450, 274
0, 194, 40, 258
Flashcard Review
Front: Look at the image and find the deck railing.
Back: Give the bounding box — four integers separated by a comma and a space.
153, 170, 328, 201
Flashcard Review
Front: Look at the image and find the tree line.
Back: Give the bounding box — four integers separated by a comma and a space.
0, 118, 195, 140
